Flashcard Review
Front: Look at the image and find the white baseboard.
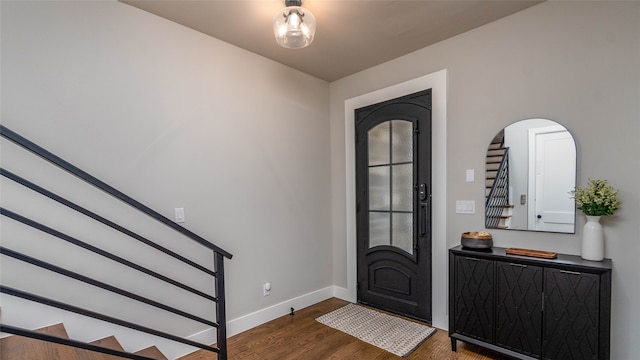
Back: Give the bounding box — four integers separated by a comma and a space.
226, 286, 335, 337
332, 285, 355, 303
187, 285, 348, 349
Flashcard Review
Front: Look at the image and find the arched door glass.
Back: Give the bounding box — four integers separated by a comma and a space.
367, 120, 414, 254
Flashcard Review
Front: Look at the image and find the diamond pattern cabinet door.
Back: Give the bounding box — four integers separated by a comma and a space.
453, 256, 495, 344
543, 268, 600, 360
495, 262, 543, 358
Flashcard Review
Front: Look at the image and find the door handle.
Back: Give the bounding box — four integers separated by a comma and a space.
420, 204, 427, 236
419, 183, 427, 201
560, 270, 581, 275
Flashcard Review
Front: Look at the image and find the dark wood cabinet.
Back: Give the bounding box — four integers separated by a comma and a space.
542, 268, 603, 359
449, 246, 611, 360
453, 256, 495, 343
495, 261, 543, 357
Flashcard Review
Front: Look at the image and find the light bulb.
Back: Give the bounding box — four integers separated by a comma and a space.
273, 5, 316, 49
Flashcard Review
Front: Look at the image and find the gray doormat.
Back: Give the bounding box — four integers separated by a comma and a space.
315, 303, 436, 357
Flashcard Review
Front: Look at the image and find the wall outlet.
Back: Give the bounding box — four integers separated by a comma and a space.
263, 282, 271, 296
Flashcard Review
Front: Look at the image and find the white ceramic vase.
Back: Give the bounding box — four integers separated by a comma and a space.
581, 215, 604, 261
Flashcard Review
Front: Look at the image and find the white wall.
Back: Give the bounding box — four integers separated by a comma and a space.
330, 1, 640, 359
1, 1, 331, 358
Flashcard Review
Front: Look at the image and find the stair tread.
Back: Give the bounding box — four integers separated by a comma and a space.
38, 323, 70, 337
136, 345, 169, 360
0, 325, 167, 360
0, 323, 80, 360
90, 335, 125, 351
75, 348, 124, 360
75, 335, 127, 360
487, 149, 506, 155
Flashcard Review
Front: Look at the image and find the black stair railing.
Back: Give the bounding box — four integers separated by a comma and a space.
485, 147, 510, 229
0, 125, 232, 360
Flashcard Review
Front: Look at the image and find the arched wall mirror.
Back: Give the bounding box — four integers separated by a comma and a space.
485, 119, 577, 233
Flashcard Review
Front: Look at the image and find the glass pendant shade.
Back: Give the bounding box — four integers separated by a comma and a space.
273, 5, 316, 49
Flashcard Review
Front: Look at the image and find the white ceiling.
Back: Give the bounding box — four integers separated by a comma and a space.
122, 0, 543, 82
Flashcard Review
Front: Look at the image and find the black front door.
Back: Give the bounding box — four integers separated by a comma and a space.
355, 89, 432, 322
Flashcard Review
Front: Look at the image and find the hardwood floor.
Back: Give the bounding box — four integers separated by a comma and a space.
180, 298, 510, 360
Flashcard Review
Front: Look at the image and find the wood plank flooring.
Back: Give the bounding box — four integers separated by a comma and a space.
180, 298, 510, 360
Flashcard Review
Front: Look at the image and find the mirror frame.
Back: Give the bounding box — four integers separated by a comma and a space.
485, 118, 577, 233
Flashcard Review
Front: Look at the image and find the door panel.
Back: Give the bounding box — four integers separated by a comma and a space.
528, 127, 576, 232
453, 256, 495, 343
495, 262, 543, 357
355, 89, 432, 322
370, 259, 412, 295
543, 268, 600, 360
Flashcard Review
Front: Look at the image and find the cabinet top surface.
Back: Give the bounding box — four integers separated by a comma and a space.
450, 245, 612, 271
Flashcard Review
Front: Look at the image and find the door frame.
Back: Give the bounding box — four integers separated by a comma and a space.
355, 94, 432, 322
343, 69, 448, 329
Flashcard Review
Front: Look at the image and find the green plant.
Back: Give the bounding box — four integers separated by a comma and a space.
570, 178, 621, 216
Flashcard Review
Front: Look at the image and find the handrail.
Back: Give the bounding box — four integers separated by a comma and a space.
485, 147, 510, 229
0, 125, 232, 360
0, 124, 232, 260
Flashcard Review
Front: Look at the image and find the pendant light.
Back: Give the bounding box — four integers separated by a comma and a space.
273, 0, 316, 49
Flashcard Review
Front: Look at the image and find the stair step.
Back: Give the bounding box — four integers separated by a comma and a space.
75, 348, 124, 360
75, 336, 126, 360
136, 346, 169, 360
487, 149, 506, 157
77, 335, 125, 360
486, 156, 504, 164
90, 336, 125, 351
486, 162, 501, 171
0, 323, 80, 360
0, 324, 168, 360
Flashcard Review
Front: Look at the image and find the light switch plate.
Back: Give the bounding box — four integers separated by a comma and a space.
174, 208, 185, 223
456, 200, 476, 214
466, 169, 475, 182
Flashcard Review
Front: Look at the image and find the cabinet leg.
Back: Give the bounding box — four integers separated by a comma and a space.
451, 338, 457, 352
